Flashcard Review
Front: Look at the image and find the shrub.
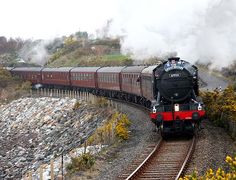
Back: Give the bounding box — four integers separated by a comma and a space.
180, 155, 236, 179
95, 97, 108, 107
201, 86, 236, 126
0, 67, 13, 88
20, 81, 31, 91
87, 112, 131, 146
66, 153, 95, 174
73, 101, 81, 109
115, 114, 131, 140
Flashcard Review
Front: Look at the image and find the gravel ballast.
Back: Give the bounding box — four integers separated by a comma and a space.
185, 119, 236, 176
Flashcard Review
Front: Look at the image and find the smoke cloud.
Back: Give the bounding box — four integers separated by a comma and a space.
109, 0, 236, 68
19, 40, 49, 66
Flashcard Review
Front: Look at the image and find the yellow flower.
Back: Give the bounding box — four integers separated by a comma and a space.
233, 161, 236, 167
226, 156, 232, 163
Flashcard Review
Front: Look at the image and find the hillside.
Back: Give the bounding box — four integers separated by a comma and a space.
46, 36, 133, 67
0, 32, 133, 67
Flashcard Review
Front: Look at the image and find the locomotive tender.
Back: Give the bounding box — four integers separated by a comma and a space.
8, 57, 205, 136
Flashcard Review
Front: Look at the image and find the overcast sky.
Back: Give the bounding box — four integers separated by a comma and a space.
0, 0, 211, 39
1, 0, 236, 67
0, 0, 119, 39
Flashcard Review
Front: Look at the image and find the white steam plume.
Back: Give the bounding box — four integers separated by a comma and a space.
109, 0, 236, 68
19, 40, 50, 66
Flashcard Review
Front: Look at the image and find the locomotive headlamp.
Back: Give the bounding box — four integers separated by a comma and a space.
197, 103, 202, 110
152, 106, 157, 113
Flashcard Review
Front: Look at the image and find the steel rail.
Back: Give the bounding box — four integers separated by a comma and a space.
125, 138, 162, 180
119, 137, 196, 180
175, 136, 196, 180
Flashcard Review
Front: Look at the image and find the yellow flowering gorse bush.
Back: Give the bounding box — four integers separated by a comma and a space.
201, 86, 236, 126
88, 111, 131, 145
180, 155, 236, 180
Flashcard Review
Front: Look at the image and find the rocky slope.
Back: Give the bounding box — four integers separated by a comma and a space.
0, 97, 111, 179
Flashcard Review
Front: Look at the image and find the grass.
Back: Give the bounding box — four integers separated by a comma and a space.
47, 51, 132, 67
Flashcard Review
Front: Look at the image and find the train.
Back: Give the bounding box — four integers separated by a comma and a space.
6, 57, 205, 137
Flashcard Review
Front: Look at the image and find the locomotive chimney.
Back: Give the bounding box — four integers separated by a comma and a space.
168, 57, 180, 61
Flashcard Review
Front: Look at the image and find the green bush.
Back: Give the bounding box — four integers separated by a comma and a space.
73, 101, 81, 109
0, 67, 13, 88
66, 153, 95, 174
95, 97, 108, 107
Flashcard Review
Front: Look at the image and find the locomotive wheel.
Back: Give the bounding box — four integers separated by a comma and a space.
160, 123, 166, 139
161, 131, 167, 140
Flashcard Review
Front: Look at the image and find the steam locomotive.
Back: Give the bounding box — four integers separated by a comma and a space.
8, 57, 205, 137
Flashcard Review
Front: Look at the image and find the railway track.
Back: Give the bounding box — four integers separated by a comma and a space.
31, 89, 196, 179
118, 137, 196, 180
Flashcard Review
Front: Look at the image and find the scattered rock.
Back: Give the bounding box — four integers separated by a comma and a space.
0, 97, 110, 179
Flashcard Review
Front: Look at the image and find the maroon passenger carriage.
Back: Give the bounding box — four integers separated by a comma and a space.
97, 67, 125, 98
41, 67, 72, 87
141, 65, 160, 107
11, 67, 43, 84
70, 67, 100, 92
120, 66, 146, 103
